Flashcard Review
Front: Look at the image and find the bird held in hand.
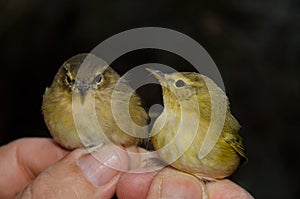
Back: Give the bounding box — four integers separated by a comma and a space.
42, 53, 149, 149
147, 69, 247, 180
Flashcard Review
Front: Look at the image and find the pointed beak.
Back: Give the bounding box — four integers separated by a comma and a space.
146, 68, 166, 83
76, 83, 90, 96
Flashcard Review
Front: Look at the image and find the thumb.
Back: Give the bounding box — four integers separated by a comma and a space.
16, 144, 129, 199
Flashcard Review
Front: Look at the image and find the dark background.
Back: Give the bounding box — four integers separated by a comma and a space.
0, 0, 299, 198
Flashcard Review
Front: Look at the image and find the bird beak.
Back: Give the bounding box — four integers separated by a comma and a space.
77, 83, 90, 96
146, 68, 166, 83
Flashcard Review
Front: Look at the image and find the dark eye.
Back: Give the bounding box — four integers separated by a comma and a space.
175, 79, 186, 87
94, 74, 103, 84
66, 75, 75, 85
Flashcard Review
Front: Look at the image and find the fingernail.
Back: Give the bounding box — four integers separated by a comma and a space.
77, 144, 128, 187
160, 173, 203, 199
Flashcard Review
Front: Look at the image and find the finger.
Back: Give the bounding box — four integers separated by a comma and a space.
147, 168, 204, 199
206, 179, 254, 199
117, 171, 158, 199
116, 146, 161, 199
0, 138, 68, 199
16, 144, 129, 199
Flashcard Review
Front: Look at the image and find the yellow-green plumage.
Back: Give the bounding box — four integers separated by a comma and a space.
149, 70, 247, 180
42, 53, 149, 149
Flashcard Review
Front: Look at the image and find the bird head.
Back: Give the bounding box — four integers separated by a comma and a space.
55, 53, 119, 97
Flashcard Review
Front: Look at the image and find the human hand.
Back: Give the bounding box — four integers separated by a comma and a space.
0, 138, 128, 198
0, 138, 253, 199
117, 147, 253, 199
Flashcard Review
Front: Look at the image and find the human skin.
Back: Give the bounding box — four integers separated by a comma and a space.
0, 138, 253, 199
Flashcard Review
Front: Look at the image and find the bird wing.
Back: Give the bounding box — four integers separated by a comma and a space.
224, 130, 248, 165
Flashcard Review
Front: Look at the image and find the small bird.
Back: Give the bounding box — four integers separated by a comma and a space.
42, 53, 149, 149
147, 69, 247, 180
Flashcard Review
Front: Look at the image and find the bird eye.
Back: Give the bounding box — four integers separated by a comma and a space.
94, 74, 103, 84
66, 75, 75, 85
175, 79, 186, 87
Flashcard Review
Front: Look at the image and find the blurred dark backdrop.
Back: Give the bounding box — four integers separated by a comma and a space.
0, 0, 299, 198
